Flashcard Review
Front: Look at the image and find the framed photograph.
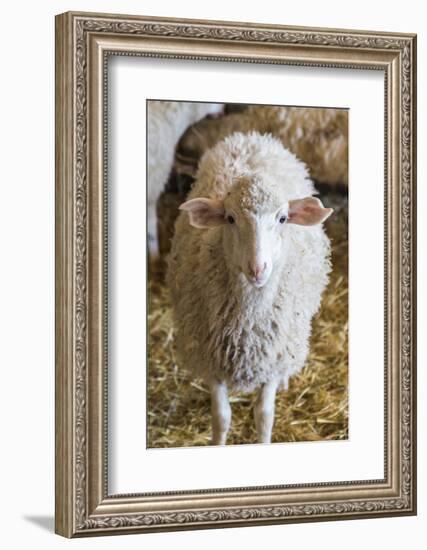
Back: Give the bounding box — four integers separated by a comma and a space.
55, 11, 417, 537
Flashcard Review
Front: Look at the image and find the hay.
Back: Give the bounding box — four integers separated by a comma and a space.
147, 190, 348, 448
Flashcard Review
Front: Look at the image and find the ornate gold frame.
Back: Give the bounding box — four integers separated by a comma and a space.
55, 11, 417, 537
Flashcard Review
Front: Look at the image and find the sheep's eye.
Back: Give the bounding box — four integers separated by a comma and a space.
227, 215, 235, 224
279, 215, 287, 224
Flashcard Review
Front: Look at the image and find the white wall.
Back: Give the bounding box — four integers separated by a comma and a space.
0, 0, 424, 548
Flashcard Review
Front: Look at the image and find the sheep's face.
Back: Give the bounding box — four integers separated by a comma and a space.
180, 190, 332, 288
223, 206, 287, 287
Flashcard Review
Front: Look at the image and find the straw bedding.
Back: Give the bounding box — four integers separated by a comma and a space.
147, 186, 348, 448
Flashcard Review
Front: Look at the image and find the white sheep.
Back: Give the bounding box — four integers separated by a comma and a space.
147, 101, 223, 257
167, 131, 333, 445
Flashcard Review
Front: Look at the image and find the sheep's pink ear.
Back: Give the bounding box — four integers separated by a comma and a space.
288, 197, 333, 226
179, 198, 225, 229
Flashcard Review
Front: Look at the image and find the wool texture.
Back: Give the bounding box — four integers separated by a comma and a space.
167, 132, 332, 393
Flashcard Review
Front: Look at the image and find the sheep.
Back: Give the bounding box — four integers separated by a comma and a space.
166, 131, 333, 445
147, 100, 223, 258
177, 105, 348, 187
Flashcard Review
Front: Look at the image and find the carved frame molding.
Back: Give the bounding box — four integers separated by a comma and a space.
55, 11, 416, 537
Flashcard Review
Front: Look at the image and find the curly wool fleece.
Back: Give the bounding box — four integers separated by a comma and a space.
167, 132, 332, 393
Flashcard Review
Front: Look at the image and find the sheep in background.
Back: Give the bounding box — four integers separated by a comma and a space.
167, 132, 333, 445
177, 105, 348, 187
147, 101, 223, 257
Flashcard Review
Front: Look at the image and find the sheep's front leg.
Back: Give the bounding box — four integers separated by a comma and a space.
210, 380, 231, 445
254, 380, 278, 444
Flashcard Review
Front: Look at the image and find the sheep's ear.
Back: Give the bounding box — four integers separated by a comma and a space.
287, 197, 333, 226
179, 198, 225, 229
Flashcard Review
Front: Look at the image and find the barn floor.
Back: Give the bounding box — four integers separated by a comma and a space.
147, 189, 348, 448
